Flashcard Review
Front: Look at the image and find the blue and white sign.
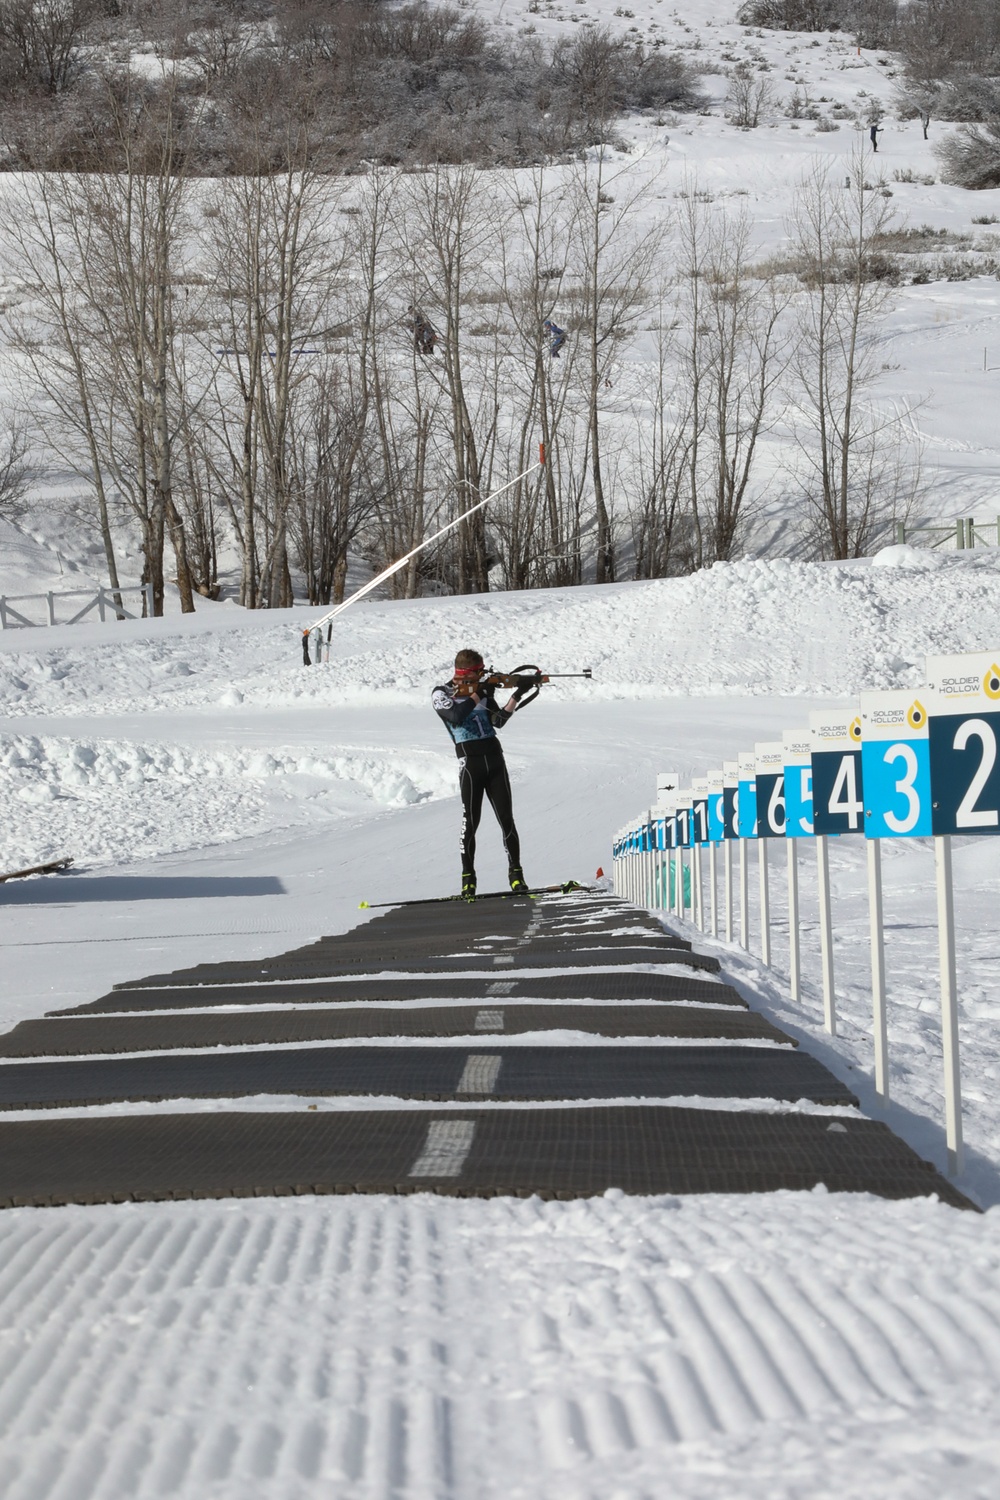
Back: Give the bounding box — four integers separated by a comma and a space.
675, 794, 694, 847
692, 776, 710, 845
707, 771, 725, 843
926, 651, 1000, 836
810, 709, 864, 836
755, 742, 786, 839
723, 760, 739, 841
737, 752, 758, 838
782, 729, 814, 838
860, 689, 932, 838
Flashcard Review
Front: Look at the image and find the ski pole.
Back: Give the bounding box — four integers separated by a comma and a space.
301, 444, 546, 648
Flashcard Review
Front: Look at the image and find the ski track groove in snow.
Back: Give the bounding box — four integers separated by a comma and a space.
1, 1194, 1000, 1496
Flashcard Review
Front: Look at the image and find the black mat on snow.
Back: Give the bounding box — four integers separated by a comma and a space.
117, 946, 719, 989
61, 971, 744, 1015
0, 1004, 791, 1058
0, 1043, 855, 1109
0, 1106, 971, 1210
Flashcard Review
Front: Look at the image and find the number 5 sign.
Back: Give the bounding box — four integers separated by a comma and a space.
926, 651, 1000, 835
860, 689, 932, 838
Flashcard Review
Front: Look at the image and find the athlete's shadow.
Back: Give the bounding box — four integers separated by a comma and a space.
0, 875, 286, 905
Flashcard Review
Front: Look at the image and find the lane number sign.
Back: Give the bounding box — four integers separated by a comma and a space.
926, 652, 1000, 836
737, 752, 758, 839
860, 689, 931, 838
755, 742, 786, 838
723, 760, 739, 841
782, 729, 814, 838
707, 771, 725, 843
810, 709, 864, 836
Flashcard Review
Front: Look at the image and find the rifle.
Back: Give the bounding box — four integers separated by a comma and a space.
454, 663, 592, 709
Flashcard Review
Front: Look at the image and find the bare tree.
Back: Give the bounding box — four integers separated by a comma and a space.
400, 164, 502, 594
727, 63, 773, 129
568, 145, 663, 582
790, 148, 919, 557
0, 418, 30, 517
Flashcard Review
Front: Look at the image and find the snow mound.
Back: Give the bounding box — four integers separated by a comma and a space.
0, 735, 454, 870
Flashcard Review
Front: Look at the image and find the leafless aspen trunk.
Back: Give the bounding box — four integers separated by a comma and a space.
569, 146, 662, 583
791, 149, 917, 558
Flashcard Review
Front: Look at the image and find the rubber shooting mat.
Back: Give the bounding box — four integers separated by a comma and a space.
0, 1043, 856, 1109
0, 1003, 791, 1058
118, 946, 719, 990
61, 971, 745, 1016
0, 1105, 971, 1210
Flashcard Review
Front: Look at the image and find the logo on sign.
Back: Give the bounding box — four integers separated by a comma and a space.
985, 666, 1000, 700
907, 700, 926, 730
850, 717, 862, 743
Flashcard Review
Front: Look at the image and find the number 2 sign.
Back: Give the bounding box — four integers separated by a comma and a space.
926, 651, 1000, 836
860, 689, 932, 838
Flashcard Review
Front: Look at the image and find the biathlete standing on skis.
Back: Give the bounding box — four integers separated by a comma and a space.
432, 649, 528, 901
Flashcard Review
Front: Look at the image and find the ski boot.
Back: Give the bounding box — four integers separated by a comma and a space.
461, 872, 477, 903
508, 866, 529, 895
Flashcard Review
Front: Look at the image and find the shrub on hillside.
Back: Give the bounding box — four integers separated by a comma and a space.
936, 118, 1000, 189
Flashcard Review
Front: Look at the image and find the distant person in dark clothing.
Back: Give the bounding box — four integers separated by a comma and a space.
406, 306, 437, 355
869, 122, 882, 151
432, 648, 527, 900
543, 319, 566, 358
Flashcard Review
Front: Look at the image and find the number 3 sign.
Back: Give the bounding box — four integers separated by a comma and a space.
926, 652, 1000, 835
860, 689, 932, 837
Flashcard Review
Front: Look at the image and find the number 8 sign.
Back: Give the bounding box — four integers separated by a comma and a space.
926, 651, 1000, 836
860, 689, 932, 838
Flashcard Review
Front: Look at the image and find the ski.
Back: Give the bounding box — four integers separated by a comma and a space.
0, 857, 74, 884
359, 880, 587, 910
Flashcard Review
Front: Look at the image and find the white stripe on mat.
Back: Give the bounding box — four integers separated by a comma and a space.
408, 1119, 476, 1177
456, 1054, 503, 1094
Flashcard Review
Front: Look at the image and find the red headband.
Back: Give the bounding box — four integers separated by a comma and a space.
453, 666, 483, 678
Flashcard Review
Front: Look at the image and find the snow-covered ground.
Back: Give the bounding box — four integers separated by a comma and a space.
3, 546, 1000, 1495
6, 4, 1000, 1494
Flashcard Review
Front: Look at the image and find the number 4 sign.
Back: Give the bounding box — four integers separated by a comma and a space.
926, 651, 1000, 835
810, 709, 864, 836
860, 689, 932, 838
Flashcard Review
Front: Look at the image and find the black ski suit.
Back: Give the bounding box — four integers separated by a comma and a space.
432, 682, 522, 878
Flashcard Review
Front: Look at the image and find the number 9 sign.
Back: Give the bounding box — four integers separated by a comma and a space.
927, 651, 1000, 836
860, 689, 932, 838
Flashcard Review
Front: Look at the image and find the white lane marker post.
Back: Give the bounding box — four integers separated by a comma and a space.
787, 838, 800, 1003
816, 834, 836, 1035
409, 1120, 476, 1177
739, 839, 749, 950
725, 840, 734, 943
866, 838, 889, 1103
709, 841, 718, 938
456, 1054, 503, 1094
934, 834, 964, 1175
758, 838, 771, 967
693, 842, 703, 929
